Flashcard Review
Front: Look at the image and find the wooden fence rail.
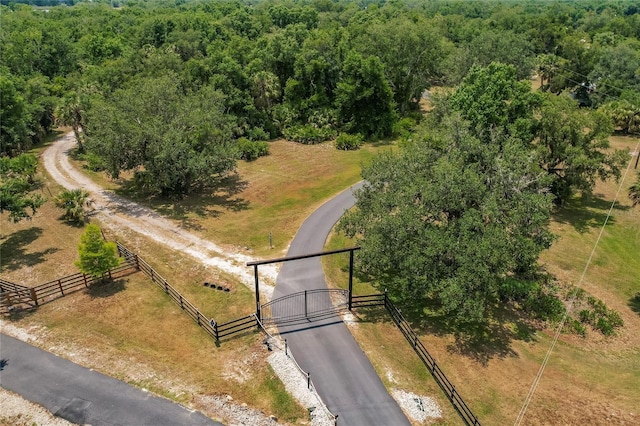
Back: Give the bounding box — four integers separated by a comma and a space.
1, 263, 136, 315
0, 278, 30, 293
350, 292, 480, 426
116, 242, 257, 343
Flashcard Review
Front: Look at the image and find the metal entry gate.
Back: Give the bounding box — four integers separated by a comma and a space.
260, 288, 348, 326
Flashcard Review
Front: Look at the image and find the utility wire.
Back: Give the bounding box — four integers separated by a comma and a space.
513, 139, 640, 426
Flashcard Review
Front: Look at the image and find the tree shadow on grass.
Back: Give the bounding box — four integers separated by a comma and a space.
114, 173, 250, 231
553, 194, 629, 234
353, 301, 539, 366
86, 278, 126, 298
0, 228, 59, 272
629, 293, 640, 316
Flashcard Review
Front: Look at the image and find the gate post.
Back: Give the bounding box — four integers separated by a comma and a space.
253, 264, 261, 321
348, 249, 354, 310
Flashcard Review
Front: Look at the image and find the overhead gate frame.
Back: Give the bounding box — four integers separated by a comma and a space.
246, 246, 360, 321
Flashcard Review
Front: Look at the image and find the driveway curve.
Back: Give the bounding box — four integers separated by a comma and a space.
0, 333, 222, 426
42, 132, 278, 294
274, 183, 410, 426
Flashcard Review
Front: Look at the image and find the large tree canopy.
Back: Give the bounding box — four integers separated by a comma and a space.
447, 62, 627, 204
85, 75, 237, 196
0, 154, 45, 222
340, 118, 555, 323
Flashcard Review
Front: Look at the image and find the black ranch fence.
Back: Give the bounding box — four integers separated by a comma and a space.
351, 293, 481, 426
116, 242, 257, 343
0, 264, 136, 315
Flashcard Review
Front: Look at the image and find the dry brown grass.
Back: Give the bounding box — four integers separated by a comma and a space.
324, 135, 640, 425
4, 129, 638, 425
108, 139, 387, 257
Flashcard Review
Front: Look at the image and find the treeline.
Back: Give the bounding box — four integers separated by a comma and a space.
1, 0, 639, 196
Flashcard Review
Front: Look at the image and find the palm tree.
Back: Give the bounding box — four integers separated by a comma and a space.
54, 188, 90, 223
56, 91, 86, 153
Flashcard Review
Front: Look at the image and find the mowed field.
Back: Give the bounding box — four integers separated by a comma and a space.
324, 136, 640, 425
2, 132, 639, 425
0, 136, 387, 425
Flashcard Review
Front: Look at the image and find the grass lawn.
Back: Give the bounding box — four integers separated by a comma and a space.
0, 135, 389, 424
2, 129, 639, 425
323, 135, 640, 425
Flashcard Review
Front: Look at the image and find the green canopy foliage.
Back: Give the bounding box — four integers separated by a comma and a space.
75, 223, 121, 279
447, 62, 627, 204
1, 0, 638, 201
0, 154, 45, 222
340, 118, 555, 323
84, 75, 237, 196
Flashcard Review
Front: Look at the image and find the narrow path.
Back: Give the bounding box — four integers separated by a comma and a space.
42, 132, 278, 296
274, 184, 411, 426
0, 333, 222, 426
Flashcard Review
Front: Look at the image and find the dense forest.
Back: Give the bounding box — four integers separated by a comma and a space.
2, 0, 639, 184
2, 0, 639, 324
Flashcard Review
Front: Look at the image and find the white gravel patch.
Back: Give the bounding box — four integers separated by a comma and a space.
0, 388, 73, 426
267, 343, 335, 426
0, 320, 45, 343
391, 389, 442, 423
42, 132, 279, 298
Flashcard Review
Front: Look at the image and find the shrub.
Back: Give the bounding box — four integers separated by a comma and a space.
246, 127, 270, 141
80, 152, 106, 172
578, 309, 595, 325
283, 125, 336, 144
569, 318, 587, 337
575, 295, 624, 336
335, 133, 363, 151
392, 116, 417, 137
237, 138, 269, 161
499, 278, 537, 301
524, 290, 565, 322
54, 188, 90, 223
595, 317, 615, 336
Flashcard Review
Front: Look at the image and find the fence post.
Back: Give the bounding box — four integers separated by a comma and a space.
164, 279, 169, 294
304, 290, 308, 318
179, 294, 183, 308
58, 279, 64, 295
134, 254, 140, 270
30, 288, 38, 306
214, 321, 219, 343
196, 311, 201, 325
285, 339, 288, 356
83, 274, 88, 288
307, 372, 311, 389
348, 249, 354, 311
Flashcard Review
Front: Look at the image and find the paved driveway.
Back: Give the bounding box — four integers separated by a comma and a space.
274, 183, 410, 426
0, 333, 222, 426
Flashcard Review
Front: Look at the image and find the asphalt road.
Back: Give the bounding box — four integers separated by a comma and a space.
274, 182, 410, 426
0, 333, 222, 426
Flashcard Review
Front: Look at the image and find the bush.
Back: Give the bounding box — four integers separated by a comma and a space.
569, 318, 587, 337
575, 295, 624, 336
237, 138, 269, 161
499, 278, 537, 301
335, 133, 363, 151
80, 152, 106, 172
283, 125, 336, 144
578, 309, 596, 325
392, 116, 417, 137
246, 127, 270, 141
524, 290, 565, 322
